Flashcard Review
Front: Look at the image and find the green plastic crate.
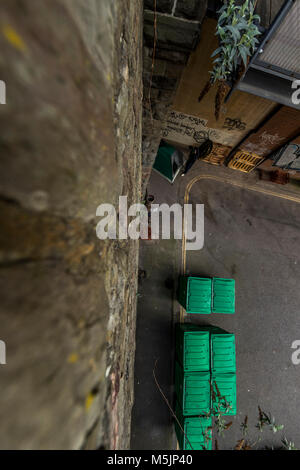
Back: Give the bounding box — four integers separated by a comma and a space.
211, 372, 237, 416
175, 362, 211, 416
212, 278, 235, 314
178, 277, 212, 314
175, 403, 212, 450
211, 333, 236, 373
175, 324, 210, 372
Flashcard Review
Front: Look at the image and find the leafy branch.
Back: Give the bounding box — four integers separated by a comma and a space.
256, 406, 284, 434
198, 0, 262, 120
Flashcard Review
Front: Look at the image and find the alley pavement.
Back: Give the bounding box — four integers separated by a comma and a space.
131, 162, 300, 450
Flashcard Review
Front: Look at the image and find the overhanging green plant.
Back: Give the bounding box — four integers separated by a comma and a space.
198, 0, 262, 121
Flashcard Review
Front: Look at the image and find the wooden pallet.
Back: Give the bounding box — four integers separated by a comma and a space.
228, 149, 263, 173
203, 143, 231, 166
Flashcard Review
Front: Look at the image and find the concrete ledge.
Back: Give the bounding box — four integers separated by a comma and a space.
144, 10, 201, 52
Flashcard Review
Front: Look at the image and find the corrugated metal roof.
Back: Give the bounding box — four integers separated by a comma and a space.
258, 0, 300, 75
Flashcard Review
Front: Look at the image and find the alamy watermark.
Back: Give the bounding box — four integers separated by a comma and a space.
292, 80, 300, 106
291, 340, 300, 365
96, 197, 204, 250
0, 340, 6, 365
0, 80, 6, 105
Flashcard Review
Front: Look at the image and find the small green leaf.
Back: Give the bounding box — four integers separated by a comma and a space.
239, 47, 248, 67
211, 47, 222, 58
224, 25, 238, 43
218, 11, 228, 24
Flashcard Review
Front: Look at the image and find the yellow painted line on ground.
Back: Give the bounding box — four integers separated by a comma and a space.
180, 174, 300, 323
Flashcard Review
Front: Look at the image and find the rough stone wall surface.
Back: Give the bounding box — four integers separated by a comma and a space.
141, 1, 207, 195
0, 0, 142, 450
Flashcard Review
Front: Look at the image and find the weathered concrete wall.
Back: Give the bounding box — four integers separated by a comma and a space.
0, 0, 142, 449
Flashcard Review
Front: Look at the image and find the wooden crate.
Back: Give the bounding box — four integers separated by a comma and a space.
203, 143, 231, 166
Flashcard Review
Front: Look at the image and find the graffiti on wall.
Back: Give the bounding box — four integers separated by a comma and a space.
162, 110, 247, 147
223, 117, 246, 131
162, 111, 209, 142
273, 143, 300, 170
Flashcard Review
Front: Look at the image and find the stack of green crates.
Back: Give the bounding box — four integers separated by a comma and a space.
212, 278, 235, 314
175, 324, 210, 372
211, 330, 236, 415
175, 363, 211, 416
211, 331, 236, 373
178, 276, 235, 314
174, 324, 237, 449
177, 277, 212, 314
175, 403, 212, 451
211, 372, 237, 416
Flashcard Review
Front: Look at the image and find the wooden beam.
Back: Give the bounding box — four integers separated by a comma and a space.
255, 0, 286, 29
